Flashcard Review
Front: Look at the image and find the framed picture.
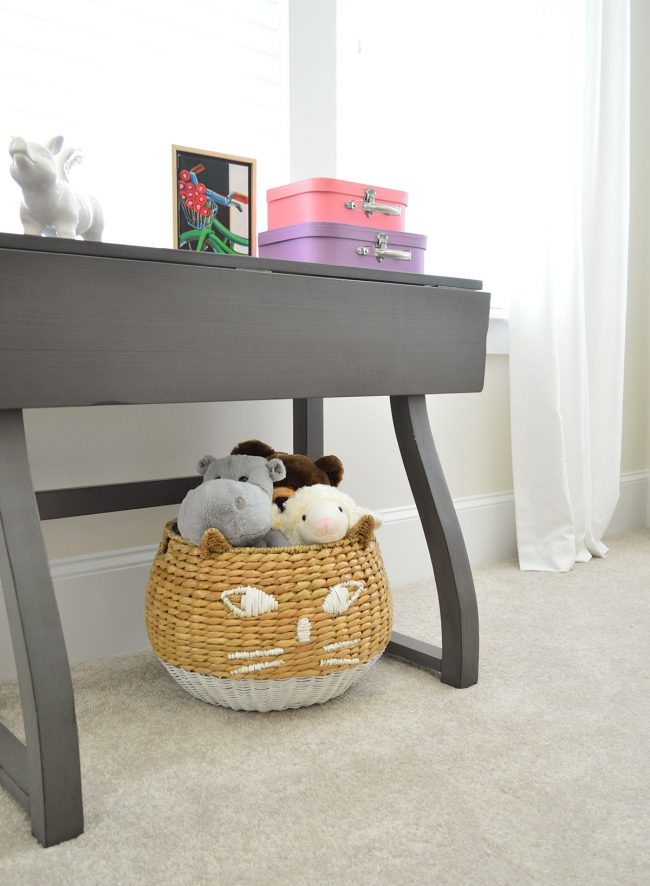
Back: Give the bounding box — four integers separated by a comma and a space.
172, 145, 256, 255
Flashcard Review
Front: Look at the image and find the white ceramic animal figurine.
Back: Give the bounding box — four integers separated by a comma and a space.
9, 135, 104, 240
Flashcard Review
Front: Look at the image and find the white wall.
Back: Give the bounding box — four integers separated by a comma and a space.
289, 0, 336, 179
627, 0, 650, 526
625, 0, 650, 467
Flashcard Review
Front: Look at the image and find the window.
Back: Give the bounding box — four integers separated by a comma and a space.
337, 0, 532, 312
0, 0, 289, 244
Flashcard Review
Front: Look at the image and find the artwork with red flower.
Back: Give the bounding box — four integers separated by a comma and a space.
172, 146, 256, 255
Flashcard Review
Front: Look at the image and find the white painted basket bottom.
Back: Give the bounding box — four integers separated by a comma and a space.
160, 656, 381, 712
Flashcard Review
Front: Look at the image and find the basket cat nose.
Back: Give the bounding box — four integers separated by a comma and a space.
235, 496, 245, 511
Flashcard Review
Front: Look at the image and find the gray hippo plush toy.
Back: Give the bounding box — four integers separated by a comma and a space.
177, 453, 289, 547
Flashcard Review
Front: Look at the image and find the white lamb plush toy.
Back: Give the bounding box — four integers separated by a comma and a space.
272, 483, 383, 546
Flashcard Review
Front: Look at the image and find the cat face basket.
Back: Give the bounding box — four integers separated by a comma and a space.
145, 516, 392, 712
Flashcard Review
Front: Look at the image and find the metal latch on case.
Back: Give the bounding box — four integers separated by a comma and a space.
344, 188, 402, 217
356, 232, 412, 262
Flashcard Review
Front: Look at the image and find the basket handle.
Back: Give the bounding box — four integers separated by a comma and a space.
200, 527, 233, 557
347, 514, 376, 549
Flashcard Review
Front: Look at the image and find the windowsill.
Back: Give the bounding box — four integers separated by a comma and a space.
487, 310, 509, 355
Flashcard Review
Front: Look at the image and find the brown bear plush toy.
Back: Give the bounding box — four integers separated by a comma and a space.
231, 439, 344, 510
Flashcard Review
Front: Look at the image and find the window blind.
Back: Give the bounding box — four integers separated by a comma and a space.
0, 0, 289, 243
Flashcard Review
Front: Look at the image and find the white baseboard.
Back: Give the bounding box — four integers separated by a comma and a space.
378, 490, 518, 586
345, 469, 649, 586
0, 554, 155, 683
0, 471, 647, 682
604, 470, 650, 538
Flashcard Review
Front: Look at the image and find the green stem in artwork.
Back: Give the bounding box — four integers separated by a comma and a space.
197, 227, 210, 252
208, 232, 236, 254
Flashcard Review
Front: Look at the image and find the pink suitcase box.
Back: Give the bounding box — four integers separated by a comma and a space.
267, 177, 408, 232
258, 221, 427, 273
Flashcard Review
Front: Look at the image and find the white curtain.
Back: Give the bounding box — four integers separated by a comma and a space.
335, 0, 630, 572
508, 0, 630, 571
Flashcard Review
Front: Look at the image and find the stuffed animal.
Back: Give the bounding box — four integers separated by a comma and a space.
272, 484, 383, 546
178, 453, 289, 547
231, 439, 344, 510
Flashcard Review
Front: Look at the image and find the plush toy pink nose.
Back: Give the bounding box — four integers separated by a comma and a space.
316, 517, 332, 529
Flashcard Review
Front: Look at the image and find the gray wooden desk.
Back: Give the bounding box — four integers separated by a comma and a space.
0, 233, 490, 846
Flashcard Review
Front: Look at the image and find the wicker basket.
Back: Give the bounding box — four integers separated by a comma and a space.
145, 515, 392, 711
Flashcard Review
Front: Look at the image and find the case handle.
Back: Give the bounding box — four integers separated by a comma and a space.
344, 187, 402, 217
356, 232, 411, 263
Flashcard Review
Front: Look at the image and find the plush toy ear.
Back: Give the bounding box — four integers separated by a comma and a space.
197, 455, 216, 475
314, 455, 344, 487
267, 457, 287, 483
231, 439, 276, 458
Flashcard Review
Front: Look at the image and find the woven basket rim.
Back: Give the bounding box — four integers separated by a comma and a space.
163, 513, 376, 556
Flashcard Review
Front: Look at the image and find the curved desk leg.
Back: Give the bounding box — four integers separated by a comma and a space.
389, 395, 479, 688
0, 410, 83, 846
293, 398, 324, 459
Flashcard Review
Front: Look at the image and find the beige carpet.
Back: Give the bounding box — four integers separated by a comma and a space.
1, 529, 649, 886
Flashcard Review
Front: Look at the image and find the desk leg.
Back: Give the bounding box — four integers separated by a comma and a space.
388, 395, 479, 688
293, 399, 324, 459
0, 410, 83, 846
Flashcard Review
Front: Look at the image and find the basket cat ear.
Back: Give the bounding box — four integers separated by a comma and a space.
200, 528, 233, 557
158, 519, 177, 555
347, 514, 375, 549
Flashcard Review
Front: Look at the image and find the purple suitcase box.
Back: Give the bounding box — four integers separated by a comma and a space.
258, 221, 427, 273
